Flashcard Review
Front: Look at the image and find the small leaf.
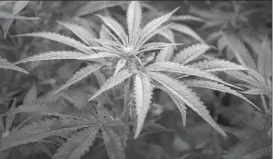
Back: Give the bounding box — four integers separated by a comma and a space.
174, 43, 210, 64
114, 59, 126, 76
0, 57, 28, 74
57, 21, 96, 46
14, 32, 90, 53
140, 7, 179, 45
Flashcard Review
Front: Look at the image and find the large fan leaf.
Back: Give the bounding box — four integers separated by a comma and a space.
53, 127, 99, 159
88, 69, 134, 101
15, 51, 88, 64
134, 73, 153, 138
148, 72, 226, 136
0, 119, 93, 151
127, 1, 142, 45
57, 21, 96, 46
14, 32, 91, 53
184, 79, 259, 110
55, 63, 103, 94
0, 57, 28, 74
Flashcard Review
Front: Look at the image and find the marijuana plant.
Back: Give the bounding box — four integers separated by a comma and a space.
0, 1, 265, 159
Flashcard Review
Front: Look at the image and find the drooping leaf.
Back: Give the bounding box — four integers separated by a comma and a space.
169, 23, 204, 43
57, 21, 96, 46
53, 127, 99, 159
55, 63, 104, 94
88, 69, 134, 101
134, 73, 153, 138
148, 72, 226, 136
146, 61, 242, 89
184, 79, 259, 110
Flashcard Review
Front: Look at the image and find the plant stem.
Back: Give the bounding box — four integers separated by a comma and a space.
121, 78, 131, 121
